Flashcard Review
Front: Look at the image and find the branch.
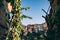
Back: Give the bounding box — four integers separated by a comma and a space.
21, 7, 30, 10
42, 9, 48, 15
42, 15, 46, 18
22, 15, 32, 19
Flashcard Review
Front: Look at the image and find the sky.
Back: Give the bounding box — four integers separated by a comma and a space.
21, 0, 50, 25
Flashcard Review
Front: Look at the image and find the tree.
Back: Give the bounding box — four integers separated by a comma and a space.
42, 0, 60, 40
0, 0, 10, 40
7, 0, 32, 40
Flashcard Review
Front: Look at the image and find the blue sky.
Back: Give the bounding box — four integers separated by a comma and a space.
21, 0, 50, 25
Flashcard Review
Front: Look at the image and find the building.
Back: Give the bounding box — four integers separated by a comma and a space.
27, 24, 43, 31
22, 25, 27, 32
42, 22, 47, 28
22, 22, 48, 32
34, 24, 43, 31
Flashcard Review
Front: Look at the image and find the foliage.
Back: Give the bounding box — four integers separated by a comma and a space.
7, 0, 22, 40
6, 0, 32, 40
